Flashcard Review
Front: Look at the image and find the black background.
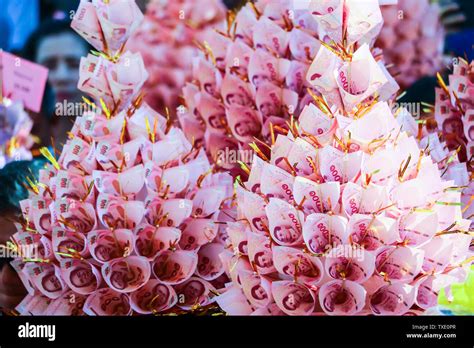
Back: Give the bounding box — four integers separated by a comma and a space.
0, 315, 472, 346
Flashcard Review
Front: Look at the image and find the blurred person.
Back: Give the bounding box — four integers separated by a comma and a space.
23, 20, 90, 148
0, 160, 44, 311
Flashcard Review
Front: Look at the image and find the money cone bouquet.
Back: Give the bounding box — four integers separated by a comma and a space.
215, 0, 473, 316
376, 0, 445, 88
127, 0, 226, 115
9, 0, 234, 316
0, 98, 34, 169
178, 0, 330, 169
433, 57, 474, 226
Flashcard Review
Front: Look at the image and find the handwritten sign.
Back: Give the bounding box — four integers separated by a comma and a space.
0, 51, 49, 113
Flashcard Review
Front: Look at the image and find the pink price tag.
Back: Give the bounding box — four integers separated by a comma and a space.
0, 51, 49, 113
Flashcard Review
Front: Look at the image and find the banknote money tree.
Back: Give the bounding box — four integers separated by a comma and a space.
9, 0, 234, 316
215, 0, 474, 316
434, 57, 474, 229
177, 0, 327, 170
395, 56, 473, 221
127, 0, 226, 116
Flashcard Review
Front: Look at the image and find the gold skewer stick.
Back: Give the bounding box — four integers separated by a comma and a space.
99, 98, 111, 119
436, 72, 450, 97
249, 142, 270, 162
317, 39, 345, 60
248, 2, 261, 18
237, 160, 250, 176
282, 157, 297, 176
203, 41, 216, 66
39, 147, 60, 170
164, 107, 172, 134
253, 136, 271, 151
269, 122, 276, 146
